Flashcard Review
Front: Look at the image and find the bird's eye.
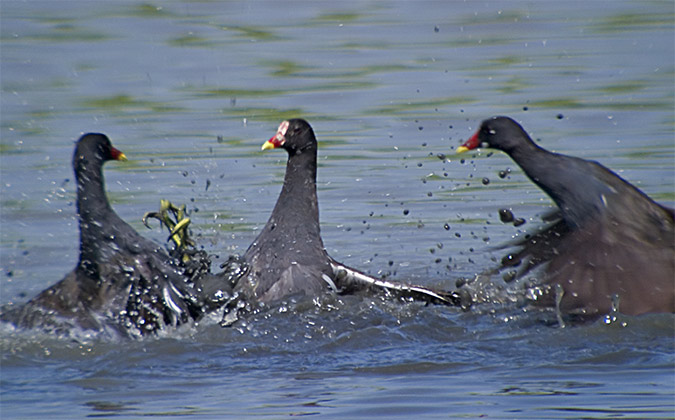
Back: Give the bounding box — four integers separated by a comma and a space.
488, 129, 496, 135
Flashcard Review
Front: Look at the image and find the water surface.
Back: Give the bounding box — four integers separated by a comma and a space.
1, 1, 673, 418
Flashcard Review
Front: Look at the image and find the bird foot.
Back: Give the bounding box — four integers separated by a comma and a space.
142, 199, 196, 262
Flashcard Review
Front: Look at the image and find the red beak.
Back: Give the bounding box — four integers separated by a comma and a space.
457, 131, 480, 153
110, 146, 128, 161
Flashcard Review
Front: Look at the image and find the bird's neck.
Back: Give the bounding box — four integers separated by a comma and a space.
510, 142, 598, 228
75, 162, 116, 268
507, 139, 546, 171
276, 148, 320, 232
76, 162, 114, 222
255, 147, 323, 249
503, 140, 547, 190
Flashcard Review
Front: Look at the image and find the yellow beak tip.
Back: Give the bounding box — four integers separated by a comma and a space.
456, 146, 469, 154
118, 153, 129, 161
261, 141, 275, 151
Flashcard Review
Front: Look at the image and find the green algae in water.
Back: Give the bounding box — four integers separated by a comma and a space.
195, 88, 288, 98
531, 97, 669, 111
132, 3, 172, 18
365, 96, 476, 116
218, 25, 280, 41
259, 60, 310, 77
219, 107, 319, 123
593, 12, 674, 33
530, 98, 584, 109
81, 95, 184, 113
24, 22, 111, 43
168, 34, 213, 48
597, 81, 647, 94
313, 12, 362, 23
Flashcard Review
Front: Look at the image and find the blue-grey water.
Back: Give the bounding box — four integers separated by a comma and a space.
1, 1, 673, 418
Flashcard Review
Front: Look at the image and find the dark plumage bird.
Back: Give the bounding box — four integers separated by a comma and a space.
1, 134, 214, 337
221, 119, 461, 325
239, 119, 334, 302
458, 116, 674, 318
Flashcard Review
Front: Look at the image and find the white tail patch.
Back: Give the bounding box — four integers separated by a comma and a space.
163, 284, 185, 317
321, 273, 339, 292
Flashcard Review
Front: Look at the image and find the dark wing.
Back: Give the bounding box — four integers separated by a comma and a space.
494, 212, 572, 280
494, 207, 675, 316
0, 269, 113, 336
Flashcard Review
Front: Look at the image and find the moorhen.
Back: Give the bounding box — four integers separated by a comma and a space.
220, 119, 462, 325
458, 116, 675, 317
1, 134, 214, 337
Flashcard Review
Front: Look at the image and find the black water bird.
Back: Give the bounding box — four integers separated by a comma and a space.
1, 134, 217, 337
220, 119, 462, 325
458, 116, 674, 317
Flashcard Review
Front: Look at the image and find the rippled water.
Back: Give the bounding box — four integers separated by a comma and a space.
1, 1, 673, 418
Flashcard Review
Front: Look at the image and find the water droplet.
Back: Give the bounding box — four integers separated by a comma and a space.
499, 209, 514, 223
